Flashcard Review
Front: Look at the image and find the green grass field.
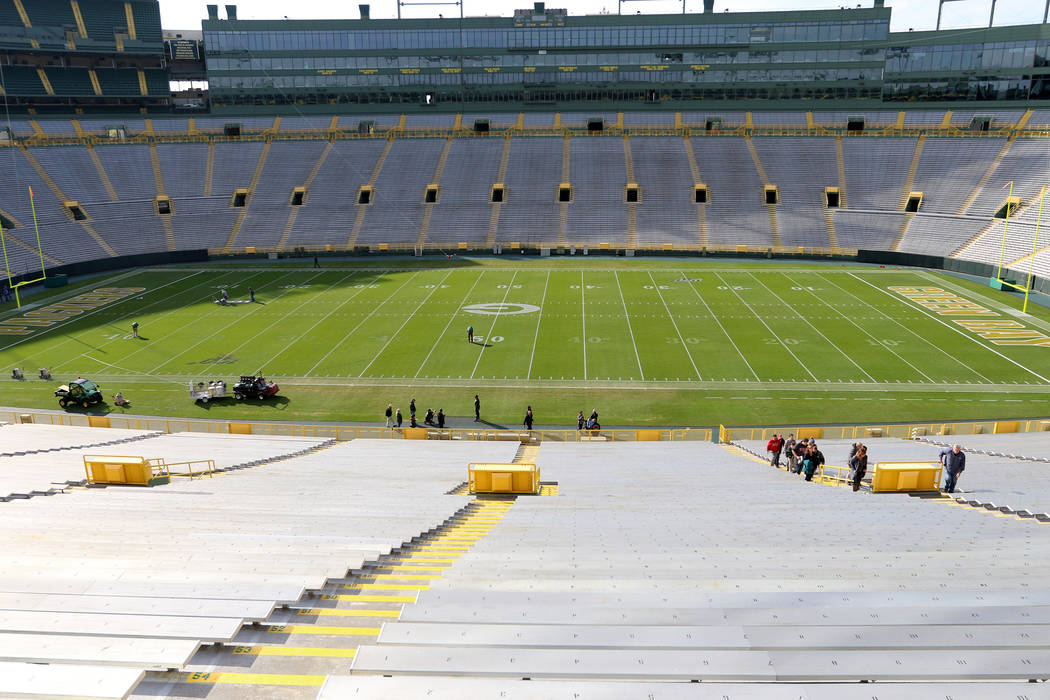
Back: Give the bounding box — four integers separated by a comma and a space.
3, 257, 1050, 427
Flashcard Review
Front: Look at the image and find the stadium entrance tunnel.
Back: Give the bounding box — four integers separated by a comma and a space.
557, 183, 572, 203
764, 185, 779, 205
357, 186, 373, 205
825, 187, 840, 208
904, 192, 923, 213
490, 184, 504, 203
290, 187, 306, 206
231, 189, 248, 208
694, 184, 709, 204
155, 196, 172, 215
65, 201, 88, 221
995, 196, 1021, 219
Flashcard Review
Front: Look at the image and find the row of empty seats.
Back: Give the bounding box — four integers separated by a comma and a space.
1, 131, 1048, 274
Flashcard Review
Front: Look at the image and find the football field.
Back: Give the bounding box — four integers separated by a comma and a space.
3, 258, 1050, 426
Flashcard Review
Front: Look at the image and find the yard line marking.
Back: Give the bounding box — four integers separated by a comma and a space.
254, 271, 366, 371
614, 270, 644, 380
581, 270, 587, 380
746, 272, 876, 383
848, 272, 1050, 384
471, 270, 518, 380
414, 270, 487, 378
646, 271, 701, 380
779, 272, 936, 383
1, 270, 206, 357
804, 272, 995, 384
148, 270, 316, 374
358, 269, 455, 377
306, 271, 422, 376
53, 270, 272, 373
526, 270, 550, 380
677, 269, 760, 381
713, 271, 817, 381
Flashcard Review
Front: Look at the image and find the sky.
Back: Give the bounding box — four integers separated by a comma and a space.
158, 0, 1047, 31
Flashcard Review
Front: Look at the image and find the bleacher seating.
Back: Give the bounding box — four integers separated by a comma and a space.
425, 138, 503, 244
566, 138, 628, 244
358, 138, 446, 245
6, 110, 1050, 269
630, 136, 698, 246
496, 137, 563, 243
694, 137, 772, 246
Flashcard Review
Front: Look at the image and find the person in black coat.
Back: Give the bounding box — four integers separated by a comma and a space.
850, 444, 868, 492
437, 409, 445, 428
939, 445, 966, 493
523, 406, 534, 431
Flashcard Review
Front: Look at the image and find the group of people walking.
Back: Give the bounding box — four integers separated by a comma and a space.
766, 434, 864, 490
385, 400, 447, 429
767, 435, 966, 493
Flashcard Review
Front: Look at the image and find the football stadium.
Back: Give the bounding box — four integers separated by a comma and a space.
2, 0, 1050, 697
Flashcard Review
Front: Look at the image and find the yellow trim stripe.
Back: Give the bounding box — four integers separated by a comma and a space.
124, 2, 137, 40
232, 645, 357, 658
344, 583, 429, 591
327, 594, 416, 602
71, 1, 88, 37
268, 625, 380, 636
359, 574, 437, 580
184, 672, 325, 687
295, 608, 401, 618
391, 556, 458, 562
12, 0, 30, 27
376, 565, 451, 571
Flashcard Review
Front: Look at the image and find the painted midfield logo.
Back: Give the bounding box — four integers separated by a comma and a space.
463, 303, 540, 316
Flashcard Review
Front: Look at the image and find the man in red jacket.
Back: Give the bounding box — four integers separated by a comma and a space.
766, 434, 784, 467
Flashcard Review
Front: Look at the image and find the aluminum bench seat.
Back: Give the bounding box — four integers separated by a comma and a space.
376, 622, 1050, 650
0, 610, 243, 642
0, 632, 198, 670
319, 675, 1050, 700
0, 592, 274, 621
352, 645, 1050, 681
0, 660, 144, 699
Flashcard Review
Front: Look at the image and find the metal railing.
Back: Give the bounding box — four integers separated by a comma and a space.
162, 459, 216, 479
3, 121, 1046, 149
719, 418, 1048, 443
0, 409, 712, 442
210, 242, 859, 257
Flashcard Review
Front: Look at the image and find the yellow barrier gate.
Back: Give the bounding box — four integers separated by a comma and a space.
468, 463, 540, 495
871, 461, 942, 493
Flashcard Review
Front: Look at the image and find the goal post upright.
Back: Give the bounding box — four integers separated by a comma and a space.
1023, 185, 1047, 314
1, 186, 50, 308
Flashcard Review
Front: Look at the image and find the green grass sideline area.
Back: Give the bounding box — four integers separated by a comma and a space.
1, 257, 1049, 427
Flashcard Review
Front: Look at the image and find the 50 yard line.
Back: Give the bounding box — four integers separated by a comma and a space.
470, 270, 518, 379
525, 270, 550, 380
413, 269, 487, 378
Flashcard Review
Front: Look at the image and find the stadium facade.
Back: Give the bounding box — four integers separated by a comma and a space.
2, 1, 1050, 114
199, 1, 1050, 112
